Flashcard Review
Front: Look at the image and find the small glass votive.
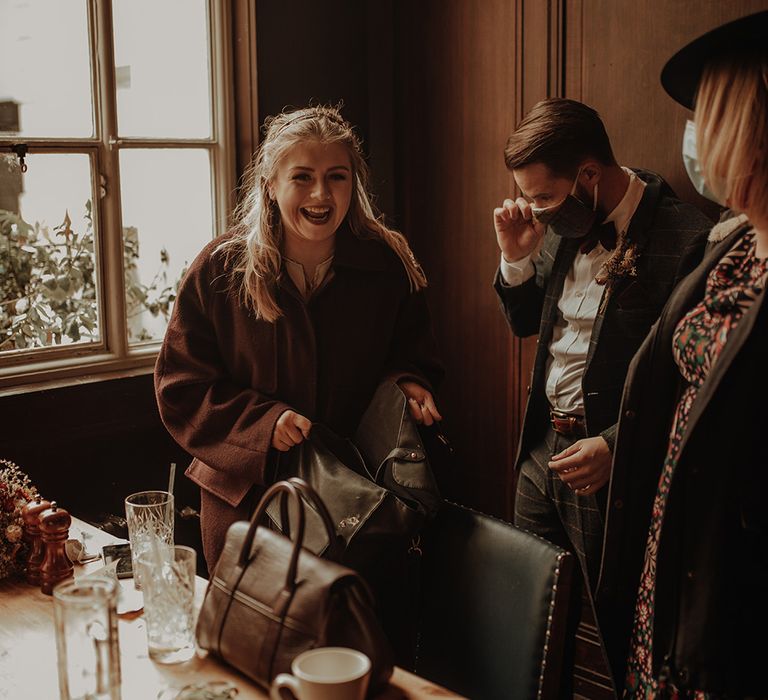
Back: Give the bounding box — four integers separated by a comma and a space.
136, 544, 197, 664
124, 490, 174, 589
53, 575, 121, 700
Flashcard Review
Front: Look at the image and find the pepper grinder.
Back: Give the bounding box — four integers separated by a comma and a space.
22, 495, 51, 586
39, 501, 74, 595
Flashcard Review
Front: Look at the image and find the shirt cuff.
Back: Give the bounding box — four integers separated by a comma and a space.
499, 253, 535, 287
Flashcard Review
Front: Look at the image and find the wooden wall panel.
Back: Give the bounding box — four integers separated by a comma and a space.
393, 0, 519, 516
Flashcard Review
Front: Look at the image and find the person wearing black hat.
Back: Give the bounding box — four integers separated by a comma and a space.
595, 10, 768, 698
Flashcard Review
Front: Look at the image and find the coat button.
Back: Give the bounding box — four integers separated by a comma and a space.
678, 667, 689, 683
686, 570, 695, 580
614, 499, 624, 510
624, 409, 636, 419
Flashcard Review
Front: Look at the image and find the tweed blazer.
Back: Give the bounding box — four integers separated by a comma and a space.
596, 217, 768, 695
494, 170, 712, 467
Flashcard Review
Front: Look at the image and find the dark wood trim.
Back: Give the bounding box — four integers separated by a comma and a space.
231, 0, 259, 184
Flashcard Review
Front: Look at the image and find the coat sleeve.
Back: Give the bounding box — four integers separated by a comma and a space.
382, 287, 444, 393
154, 253, 290, 494
492, 266, 545, 338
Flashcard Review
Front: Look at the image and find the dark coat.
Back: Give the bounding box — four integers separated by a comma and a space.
494, 170, 712, 464
155, 226, 443, 569
596, 218, 768, 696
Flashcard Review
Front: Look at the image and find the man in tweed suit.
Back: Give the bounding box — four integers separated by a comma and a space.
493, 98, 712, 593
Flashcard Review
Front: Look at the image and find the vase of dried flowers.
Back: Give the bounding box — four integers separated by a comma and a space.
0, 459, 37, 579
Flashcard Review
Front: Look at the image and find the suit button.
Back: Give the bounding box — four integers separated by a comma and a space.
614, 499, 624, 510
686, 570, 695, 580
624, 409, 636, 419
678, 667, 689, 684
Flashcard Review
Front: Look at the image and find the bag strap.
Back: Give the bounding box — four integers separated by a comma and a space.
239, 480, 306, 586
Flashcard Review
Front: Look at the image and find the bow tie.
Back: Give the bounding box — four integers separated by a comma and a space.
580, 221, 617, 254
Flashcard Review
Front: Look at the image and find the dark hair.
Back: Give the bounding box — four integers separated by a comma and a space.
504, 98, 617, 177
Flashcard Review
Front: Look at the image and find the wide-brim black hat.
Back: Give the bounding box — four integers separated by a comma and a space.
661, 10, 768, 110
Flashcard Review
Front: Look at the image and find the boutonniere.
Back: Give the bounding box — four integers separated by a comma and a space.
595, 230, 639, 313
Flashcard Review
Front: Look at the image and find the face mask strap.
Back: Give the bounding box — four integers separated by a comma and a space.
571, 166, 599, 211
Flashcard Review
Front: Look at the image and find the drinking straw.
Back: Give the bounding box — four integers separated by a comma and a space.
168, 462, 176, 497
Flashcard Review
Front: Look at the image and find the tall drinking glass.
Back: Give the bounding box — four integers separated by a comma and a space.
124, 490, 174, 589
53, 575, 121, 700
136, 544, 197, 664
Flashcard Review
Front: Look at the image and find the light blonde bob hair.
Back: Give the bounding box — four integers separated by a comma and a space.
217, 105, 426, 322
695, 49, 768, 222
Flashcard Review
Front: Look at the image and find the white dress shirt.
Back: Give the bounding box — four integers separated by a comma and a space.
500, 168, 646, 415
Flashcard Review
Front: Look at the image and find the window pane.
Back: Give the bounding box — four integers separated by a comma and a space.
112, 0, 212, 139
0, 0, 94, 138
0, 153, 100, 352
119, 149, 213, 344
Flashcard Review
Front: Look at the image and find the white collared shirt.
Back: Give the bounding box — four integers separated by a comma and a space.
284, 255, 334, 301
500, 168, 646, 414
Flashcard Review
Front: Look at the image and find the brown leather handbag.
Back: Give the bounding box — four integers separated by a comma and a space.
195, 478, 393, 692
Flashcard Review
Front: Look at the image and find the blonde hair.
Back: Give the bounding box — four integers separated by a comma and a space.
695, 49, 768, 221
217, 105, 426, 322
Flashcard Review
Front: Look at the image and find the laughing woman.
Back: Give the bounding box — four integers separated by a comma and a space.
155, 106, 443, 572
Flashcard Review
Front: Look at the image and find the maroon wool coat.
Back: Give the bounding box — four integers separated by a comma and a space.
155, 226, 443, 569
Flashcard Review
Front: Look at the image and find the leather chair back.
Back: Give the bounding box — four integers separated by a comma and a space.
415, 502, 573, 699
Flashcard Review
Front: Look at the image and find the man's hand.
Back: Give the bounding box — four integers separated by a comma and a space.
272, 410, 312, 452
548, 436, 612, 494
398, 381, 443, 426
493, 196, 545, 262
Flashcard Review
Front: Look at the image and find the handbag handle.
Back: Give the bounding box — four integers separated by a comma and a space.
240, 480, 307, 590
239, 479, 341, 584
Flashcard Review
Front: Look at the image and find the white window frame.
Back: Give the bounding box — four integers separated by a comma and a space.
0, 0, 235, 391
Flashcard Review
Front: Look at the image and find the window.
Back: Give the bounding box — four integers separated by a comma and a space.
0, 0, 233, 388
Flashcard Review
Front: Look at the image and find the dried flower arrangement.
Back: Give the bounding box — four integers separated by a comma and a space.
0, 459, 37, 579
596, 231, 640, 313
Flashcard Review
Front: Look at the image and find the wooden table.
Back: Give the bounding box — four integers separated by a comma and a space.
0, 518, 464, 700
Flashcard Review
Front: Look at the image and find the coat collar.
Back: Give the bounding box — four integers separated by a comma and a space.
623, 169, 669, 251
672, 220, 760, 456
332, 224, 391, 272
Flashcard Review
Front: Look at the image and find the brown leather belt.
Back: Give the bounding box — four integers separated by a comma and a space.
549, 408, 587, 437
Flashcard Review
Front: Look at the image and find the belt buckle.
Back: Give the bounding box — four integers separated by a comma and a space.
550, 409, 581, 436
550, 409, 566, 433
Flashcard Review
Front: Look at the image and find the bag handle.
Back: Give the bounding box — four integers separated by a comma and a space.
240, 480, 306, 589
239, 478, 341, 581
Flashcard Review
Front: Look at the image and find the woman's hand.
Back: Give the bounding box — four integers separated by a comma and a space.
398, 381, 443, 426
493, 196, 545, 262
272, 410, 312, 452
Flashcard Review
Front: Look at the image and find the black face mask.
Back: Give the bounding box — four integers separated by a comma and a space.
531, 173, 599, 239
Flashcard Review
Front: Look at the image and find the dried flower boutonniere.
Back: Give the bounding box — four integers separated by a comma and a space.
595, 230, 640, 313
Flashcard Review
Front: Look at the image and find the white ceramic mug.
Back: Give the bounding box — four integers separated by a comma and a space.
270, 647, 371, 700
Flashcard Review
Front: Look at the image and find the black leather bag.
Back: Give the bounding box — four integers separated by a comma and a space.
196, 478, 393, 693
267, 381, 443, 567
267, 382, 444, 665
